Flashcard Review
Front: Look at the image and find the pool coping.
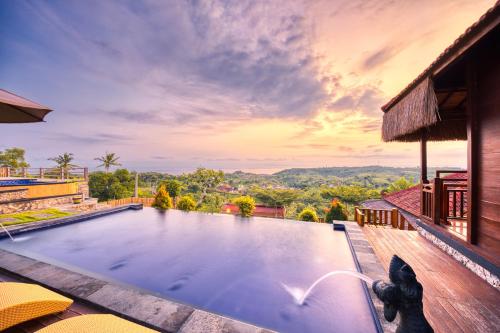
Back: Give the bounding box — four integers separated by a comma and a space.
338, 221, 398, 333
0, 204, 142, 237
0, 206, 389, 332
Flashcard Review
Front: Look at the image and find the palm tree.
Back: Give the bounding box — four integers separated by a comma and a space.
95, 152, 121, 172
48, 153, 77, 179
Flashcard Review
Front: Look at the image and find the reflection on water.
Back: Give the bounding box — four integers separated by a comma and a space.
11, 235, 32, 243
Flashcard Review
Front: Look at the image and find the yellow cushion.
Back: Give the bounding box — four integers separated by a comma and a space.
35, 314, 160, 333
0, 282, 73, 331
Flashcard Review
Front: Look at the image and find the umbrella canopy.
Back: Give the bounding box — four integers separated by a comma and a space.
0, 89, 52, 123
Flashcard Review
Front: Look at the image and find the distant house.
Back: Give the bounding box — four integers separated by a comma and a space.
222, 203, 285, 219
216, 184, 236, 193
378, 3, 499, 280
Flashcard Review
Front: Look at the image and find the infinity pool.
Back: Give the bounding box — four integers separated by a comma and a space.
0, 179, 49, 186
0, 208, 379, 332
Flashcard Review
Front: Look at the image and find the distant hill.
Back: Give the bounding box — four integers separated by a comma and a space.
226, 166, 463, 189
273, 166, 420, 177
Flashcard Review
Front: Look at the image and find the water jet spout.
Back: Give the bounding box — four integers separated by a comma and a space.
0, 223, 14, 241
284, 270, 374, 306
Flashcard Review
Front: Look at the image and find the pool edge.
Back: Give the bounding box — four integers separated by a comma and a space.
339, 221, 397, 333
0, 204, 142, 238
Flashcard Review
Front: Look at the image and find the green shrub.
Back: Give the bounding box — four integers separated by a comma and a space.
233, 196, 255, 217
325, 199, 348, 223
198, 193, 225, 213
152, 186, 173, 210
89, 169, 134, 201
386, 177, 415, 193
298, 207, 319, 222
177, 195, 196, 211
158, 179, 183, 200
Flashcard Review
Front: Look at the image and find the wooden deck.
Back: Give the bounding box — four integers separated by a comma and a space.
0, 271, 101, 333
362, 225, 500, 333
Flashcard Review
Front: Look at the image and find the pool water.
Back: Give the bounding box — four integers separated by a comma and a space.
0, 208, 379, 333
0, 179, 48, 186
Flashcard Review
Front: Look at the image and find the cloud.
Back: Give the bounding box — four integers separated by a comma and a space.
17, 0, 328, 123
338, 146, 354, 152
329, 95, 355, 110
362, 45, 400, 70
105, 110, 169, 125
308, 143, 330, 149
359, 120, 381, 132
246, 158, 287, 162
45, 132, 130, 145
151, 156, 171, 160
328, 84, 385, 117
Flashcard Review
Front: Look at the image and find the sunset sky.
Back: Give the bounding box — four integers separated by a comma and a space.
0, 0, 495, 173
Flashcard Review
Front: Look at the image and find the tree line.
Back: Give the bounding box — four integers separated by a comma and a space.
1, 147, 417, 222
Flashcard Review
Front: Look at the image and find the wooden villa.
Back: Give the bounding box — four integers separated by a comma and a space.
380, 3, 499, 278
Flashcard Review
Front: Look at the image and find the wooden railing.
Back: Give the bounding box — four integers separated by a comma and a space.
354, 207, 413, 230
420, 170, 467, 226
0, 167, 88, 181
105, 197, 154, 207
0, 167, 8, 178
421, 182, 434, 220
442, 183, 467, 221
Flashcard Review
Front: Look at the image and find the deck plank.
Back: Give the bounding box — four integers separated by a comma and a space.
362, 225, 500, 333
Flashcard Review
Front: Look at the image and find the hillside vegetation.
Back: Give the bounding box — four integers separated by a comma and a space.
91, 166, 461, 221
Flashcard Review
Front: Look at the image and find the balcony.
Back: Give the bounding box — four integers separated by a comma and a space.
421, 170, 468, 240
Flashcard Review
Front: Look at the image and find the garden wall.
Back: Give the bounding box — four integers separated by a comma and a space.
0, 195, 75, 214
0, 189, 28, 203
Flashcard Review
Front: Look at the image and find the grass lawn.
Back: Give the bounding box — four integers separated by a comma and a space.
0, 208, 74, 226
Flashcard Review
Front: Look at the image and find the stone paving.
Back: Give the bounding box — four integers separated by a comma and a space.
342, 221, 397, 333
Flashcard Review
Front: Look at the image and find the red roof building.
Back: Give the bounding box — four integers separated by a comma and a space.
222, 203, 285, 219
382, 172, 468, 218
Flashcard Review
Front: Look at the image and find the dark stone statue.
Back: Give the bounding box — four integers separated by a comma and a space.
372, 255, 434, 333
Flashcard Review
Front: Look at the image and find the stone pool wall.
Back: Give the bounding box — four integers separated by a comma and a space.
0, 195, 75, 214
0, 188, 28, 202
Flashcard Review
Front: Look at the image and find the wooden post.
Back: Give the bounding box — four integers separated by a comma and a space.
83, 167, 89, 181
420, 131, 428, 220
60, 168, 65, 180
433, 177, 442, 225
466, 57, 478, 244
399, 215, 406, 230
39, 168, 44, 179
354, 206, 359, 222
134, 172, 139, 198
391, 208, 398, 228
22, 167, 27, 177
421, 131, 428, 183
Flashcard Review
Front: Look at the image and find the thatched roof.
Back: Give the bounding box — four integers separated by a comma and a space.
382, 78, 439, 142
381, 2, 499, 142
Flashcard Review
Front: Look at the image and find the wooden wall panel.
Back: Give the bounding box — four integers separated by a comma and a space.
0, 182, 79, 199
474, 29, 500, 267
